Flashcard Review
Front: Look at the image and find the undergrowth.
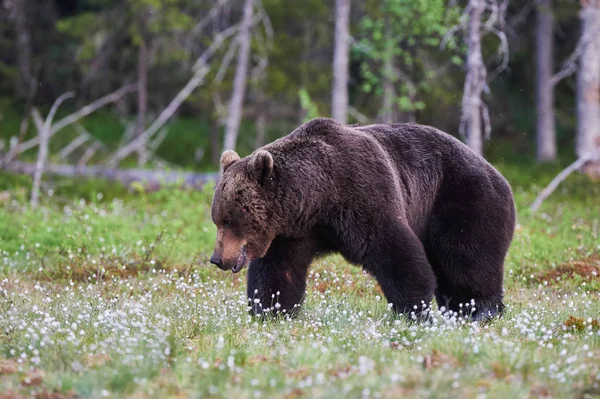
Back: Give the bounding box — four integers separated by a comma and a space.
0, 163, 598, 398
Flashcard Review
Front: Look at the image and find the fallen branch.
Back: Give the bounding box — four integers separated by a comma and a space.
59, 133, 88, 160
6, 161, 218, 191
530, 154, 596, 212
6, 84, 135, 160
77, 142, 101, 169
107, 65, 210, 166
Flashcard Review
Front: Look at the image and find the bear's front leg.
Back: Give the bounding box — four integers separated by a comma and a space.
365, 223, 437, 319
246, 236, 319, 317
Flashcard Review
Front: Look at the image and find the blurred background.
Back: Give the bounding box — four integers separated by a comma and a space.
0, 0, 597, 188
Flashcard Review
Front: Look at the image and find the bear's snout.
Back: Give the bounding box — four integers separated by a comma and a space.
210, 253, 225, 270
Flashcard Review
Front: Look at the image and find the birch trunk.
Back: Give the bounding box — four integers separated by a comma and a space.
223, 0, 254, 152
331, 0, 350, 124
576, 0, 600, 163
462, 0, 486, 156
536, 0, 557, 162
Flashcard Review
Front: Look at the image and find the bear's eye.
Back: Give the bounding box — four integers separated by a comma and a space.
223, 219, 232, 227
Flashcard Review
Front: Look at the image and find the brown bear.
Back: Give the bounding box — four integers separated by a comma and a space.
210, 118, 515, 321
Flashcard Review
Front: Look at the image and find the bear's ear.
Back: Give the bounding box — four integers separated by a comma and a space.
220, 150, 240, 172
251, 150, 273, 183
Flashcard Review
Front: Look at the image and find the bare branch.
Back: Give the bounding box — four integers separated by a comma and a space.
348, 106, 369, 124
255, 0, 274, 49
508, 0, 534, 29
31, 92, 75, 207
148, 128, 169, 153
530, 154, 596, 212
212, 92, 227, 123
551, 12, 600, 86
77, 142, 101, 169
108, 66, 211, 166
214, 37, 239, 84
441, 4, 470, 50
481, 103, 492, 140
59, 134, 88, 160
191, 0, 230, 36
193, 15, 263, 71
9, 85, 135, 158
551, 39, 586, 86
486, 26, 510, 82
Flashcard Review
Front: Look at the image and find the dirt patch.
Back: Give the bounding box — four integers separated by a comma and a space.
84, 353, 111, 368
530, 384, 552, 399
422, 350, 460, 370
534, 254, 600, 285
564, 315, 600, 332
34, 391, 79, 399
0, 359, 18, 375
37, 255, 169, 282
21, 369, 45, 386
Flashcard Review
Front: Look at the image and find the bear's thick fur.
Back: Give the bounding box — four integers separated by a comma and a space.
210, 118, 516, 321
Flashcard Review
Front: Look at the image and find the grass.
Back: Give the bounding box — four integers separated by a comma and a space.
0, 162, 599, 399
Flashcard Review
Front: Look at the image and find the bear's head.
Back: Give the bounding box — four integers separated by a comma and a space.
210, 149, 276, 273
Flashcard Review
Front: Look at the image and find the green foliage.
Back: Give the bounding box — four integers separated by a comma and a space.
260, 0, 332, 110
55, 0, 196, 91
358, 0, 461, 112
298, 88, 319, 122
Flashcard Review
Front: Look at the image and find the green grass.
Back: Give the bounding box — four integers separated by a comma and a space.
0, 162, 599, 399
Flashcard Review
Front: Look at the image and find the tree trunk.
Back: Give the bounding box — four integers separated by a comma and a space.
7, 0, 33, 99
223, 0, 254, 152
536, 0, 557, 162
136, 38, 149, 166
462, 0, 486, 156
331, 0, 350, 124
30, 118, 49, 209
576, 0, 600, 165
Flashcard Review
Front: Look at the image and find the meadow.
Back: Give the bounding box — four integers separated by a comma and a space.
0, 162, 599, 399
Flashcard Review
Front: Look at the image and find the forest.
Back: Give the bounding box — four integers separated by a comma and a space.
0, 1, 599, 398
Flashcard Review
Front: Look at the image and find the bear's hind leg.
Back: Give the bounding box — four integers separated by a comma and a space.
365, 223, 437, 318
427, 204, 514, 322
247, 235, 321, 317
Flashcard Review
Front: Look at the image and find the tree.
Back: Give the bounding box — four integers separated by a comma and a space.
56, 0, 195, 164
456, 0, 508, 156
223, 0, 255, 152
535, 0, 557, 162
462, 0, 487, 156
576, 0, 600, 177
358, 0, 459, 124
331, 0, 351, 124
